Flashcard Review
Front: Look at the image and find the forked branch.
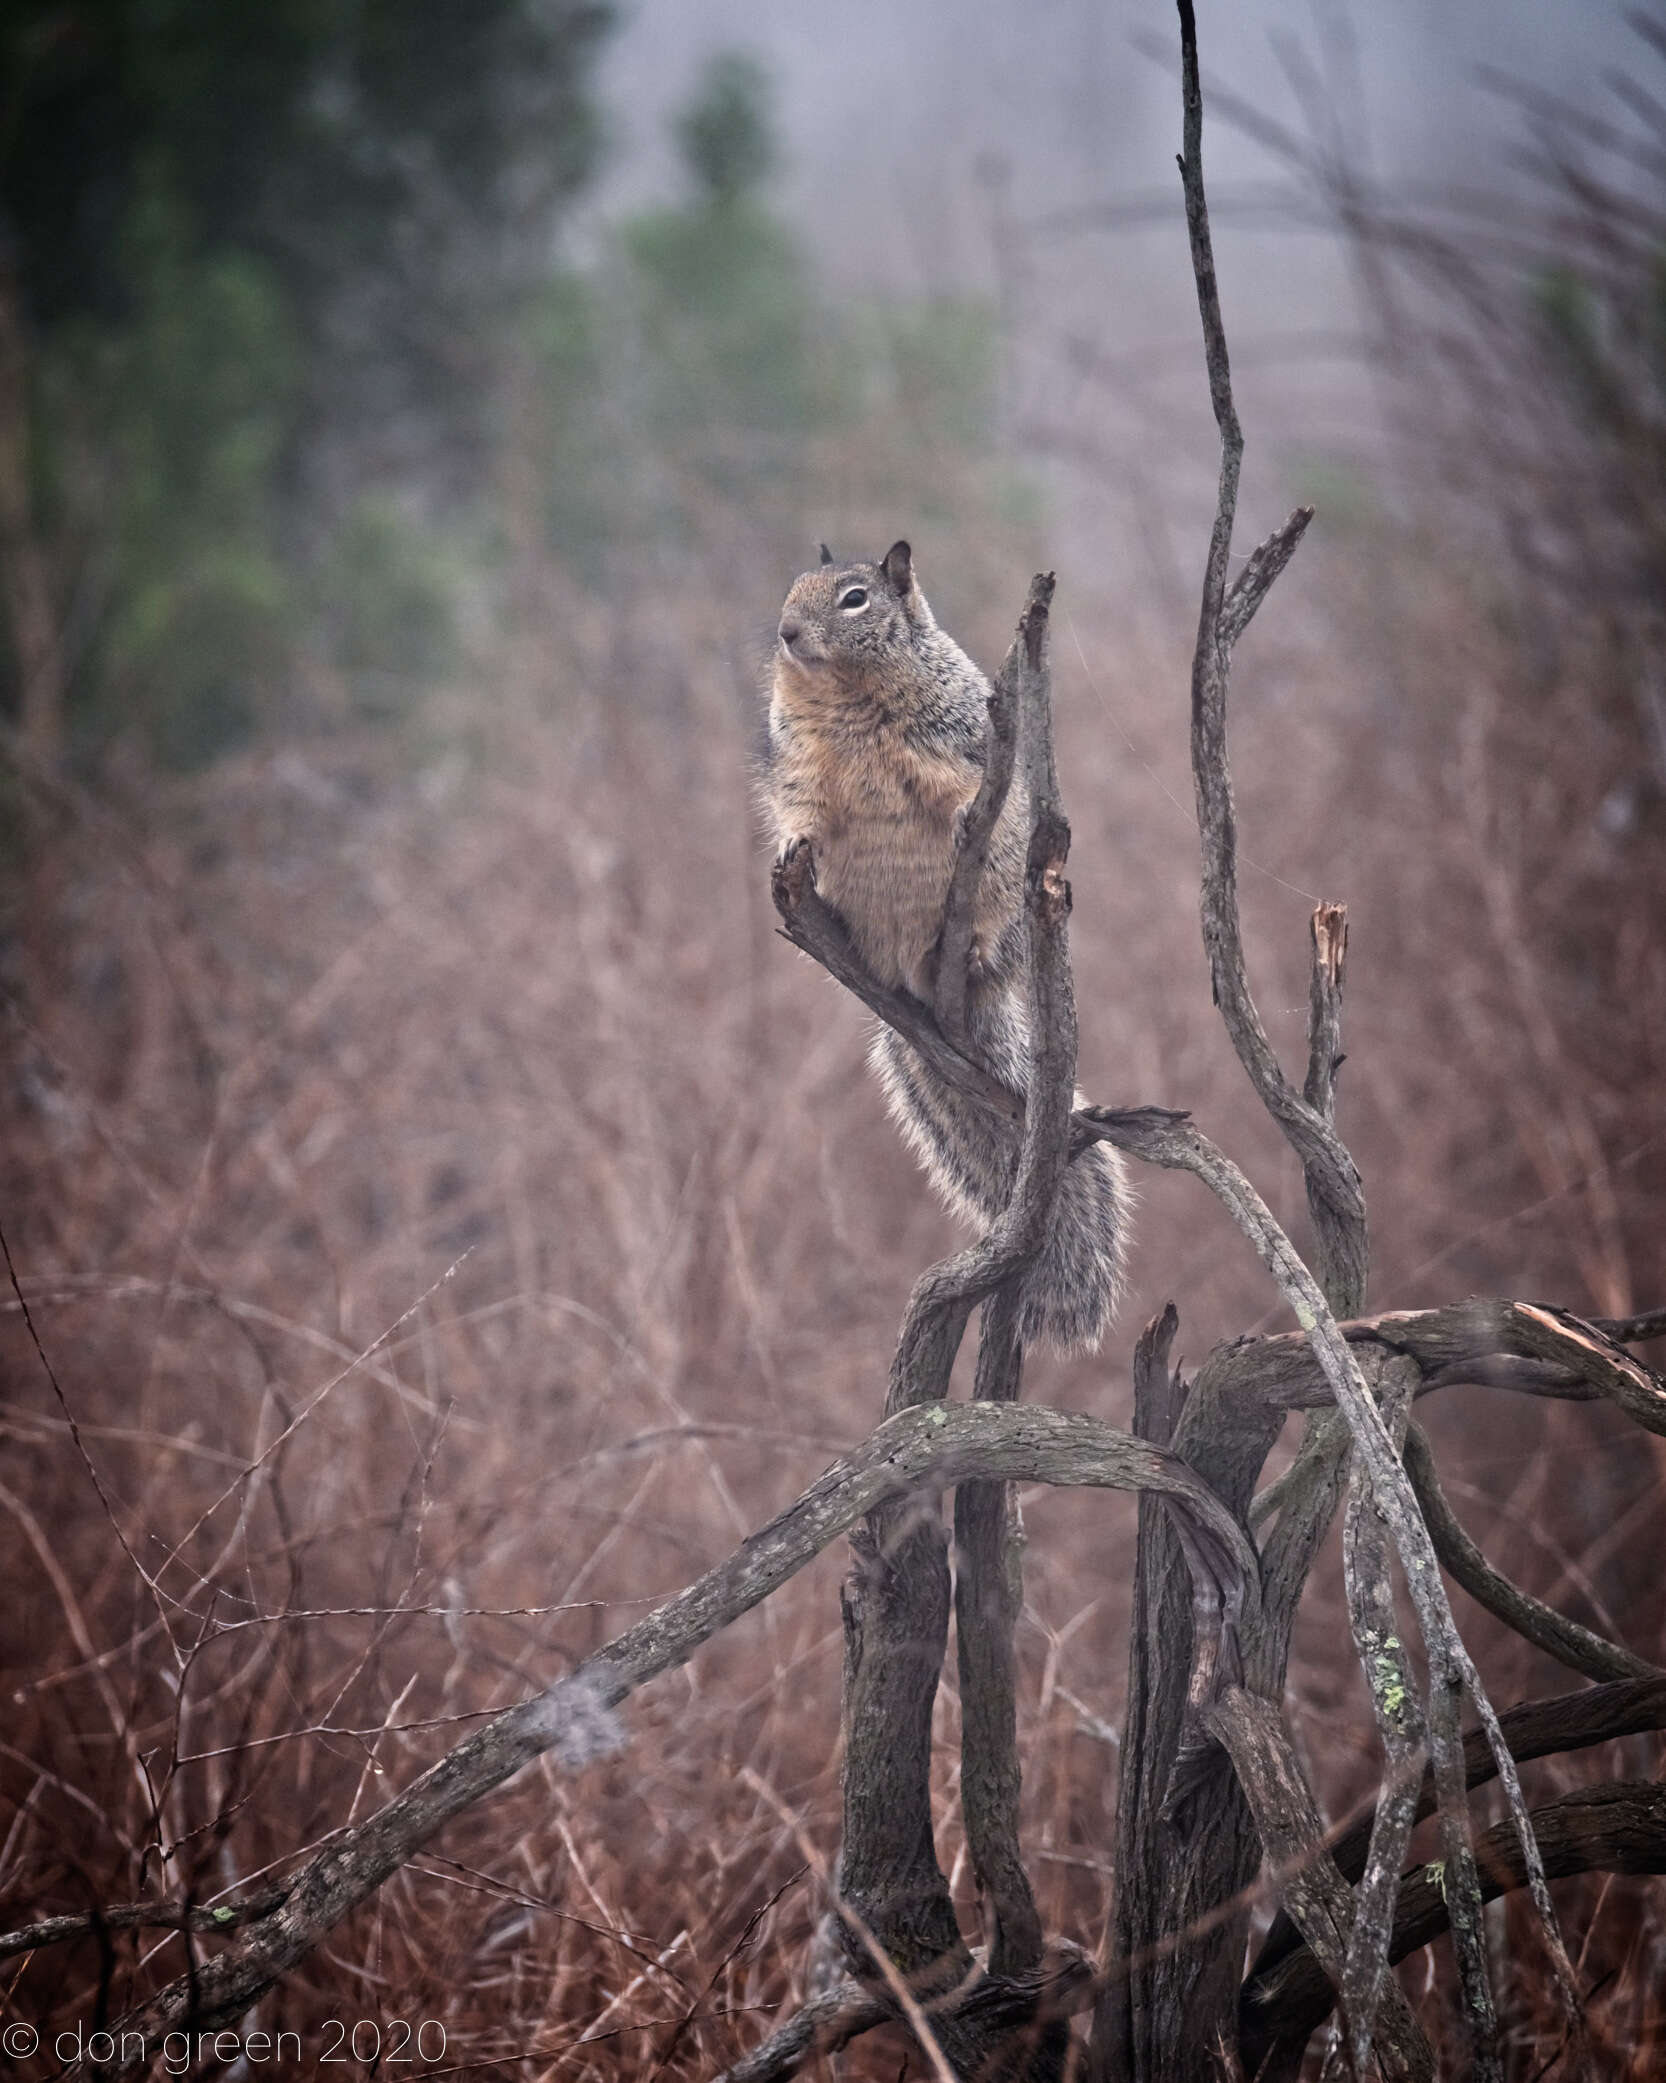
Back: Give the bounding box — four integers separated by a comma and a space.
1167, 1, 1580, 2063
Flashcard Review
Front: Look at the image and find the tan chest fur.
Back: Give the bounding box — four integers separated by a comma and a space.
769, 703, 982, 997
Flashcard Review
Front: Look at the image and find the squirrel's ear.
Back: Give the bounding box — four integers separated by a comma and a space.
818, 542, 834, 566
881, 540, 914, 596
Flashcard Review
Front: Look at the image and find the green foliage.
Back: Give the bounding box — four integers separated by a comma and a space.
524, 271, 626, 574
621, 200, 820, 444
1532, 264, 1626, 429
318, 497, 460, 719
522, 52, 1018, 571
676, 52, 776, 207
1, 0, 615, 764
870, 298, 999, 451
518, 50, 824, 551
2, 18, 1027, 766
619, 50, 817, 484
38, 179, 302, 766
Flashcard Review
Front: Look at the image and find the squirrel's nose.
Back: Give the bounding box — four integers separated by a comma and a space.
778, 616, 803, 652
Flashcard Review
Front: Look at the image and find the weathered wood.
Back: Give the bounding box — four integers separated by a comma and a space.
944, 586, 1071, 2027
836, 574, 1080, 2083
714, 1946, 1096, 2083
1405, 1423, 1662, 1682
834, 1499, 967, 1985
1169, 0, 1365, 1312
955, 1288, 1045, 1979
1205, 1688, 1433, 2083
1097, 1336, 1285, 2082
1096, 1307, 1182, 2082
1336, 1354, 1426, 2080
1243, 1783, 1666, 2064
1250, 1675, 1666, 2000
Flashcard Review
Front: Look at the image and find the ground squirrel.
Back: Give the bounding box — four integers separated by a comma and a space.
763, 538, 1129, 1352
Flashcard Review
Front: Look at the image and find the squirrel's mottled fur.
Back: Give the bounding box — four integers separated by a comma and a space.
762, 539, 1130, 1352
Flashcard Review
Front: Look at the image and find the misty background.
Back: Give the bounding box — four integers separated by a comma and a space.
2, 2, 1664, 2074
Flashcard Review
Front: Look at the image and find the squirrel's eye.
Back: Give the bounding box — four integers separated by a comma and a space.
837, 587, 869, 613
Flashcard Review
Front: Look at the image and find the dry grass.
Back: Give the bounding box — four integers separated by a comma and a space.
2, 490, 1663, 2080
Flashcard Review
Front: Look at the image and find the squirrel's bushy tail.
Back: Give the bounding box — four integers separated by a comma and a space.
870, 1010, 1131, 1355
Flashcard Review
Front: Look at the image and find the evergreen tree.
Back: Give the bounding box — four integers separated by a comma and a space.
0, 0, 614, 761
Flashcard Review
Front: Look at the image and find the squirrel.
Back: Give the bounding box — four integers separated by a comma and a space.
762, 537, 1130, 1353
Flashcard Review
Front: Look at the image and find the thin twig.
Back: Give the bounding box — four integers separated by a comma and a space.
1173, 2, 1366, 1312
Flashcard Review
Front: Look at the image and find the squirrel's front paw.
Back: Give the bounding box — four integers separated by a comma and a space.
771, 835, 817, 912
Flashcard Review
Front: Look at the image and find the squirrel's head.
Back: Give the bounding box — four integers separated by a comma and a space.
775, 539, 936, 689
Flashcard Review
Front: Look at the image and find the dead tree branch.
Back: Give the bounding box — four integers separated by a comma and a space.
827, 574, 1085, 2083
771, 789, 1666, 2081
1242, 1783, 1666, 2072
715, 1947, 1095, 2083
952, 576, 1067, 1988
885, 576, 1073, 1415
1205, 1687, 1434, 2083
1595, 1305, 1666, 1344
1250, 1674, 1666, 1996
1337, 1354, 1427, 2079
1404, 1423, 1663, 1683
1097, 9, 1592, 2074
932, 597, 1024, 1041
1172, 0, 1361, 1314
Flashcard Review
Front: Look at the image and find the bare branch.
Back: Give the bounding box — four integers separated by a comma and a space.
1221, 505, 1316, 651
715, 1948, 1095, 2083
956, 1289, 1044, 1978
932, 587, 1027, 1039
715, 1982, 890, 2083
1172, 0, 1364, 1319
1594, 1304, 1666, 1344
1404, 1423, 1662, 1682
1230, 1298, 1665, 1419
886, 573, 1073, 1416
1506, 1303, 1666, 1435
832, 572, 1080, 2080
1243, 1783, 1666, 2067
772, 845, 1018, 1130
1204, 1688, 1434, 2083
1303, 902, 1348, 1123
1098, 1304, 1188, 2078
1337, 1355, 1426, 2078
779, 835, 1645, 2077
0, 1890, 287, 1964
1251, 1674, 1666, 1997
1073, 1096, 1583, 2072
